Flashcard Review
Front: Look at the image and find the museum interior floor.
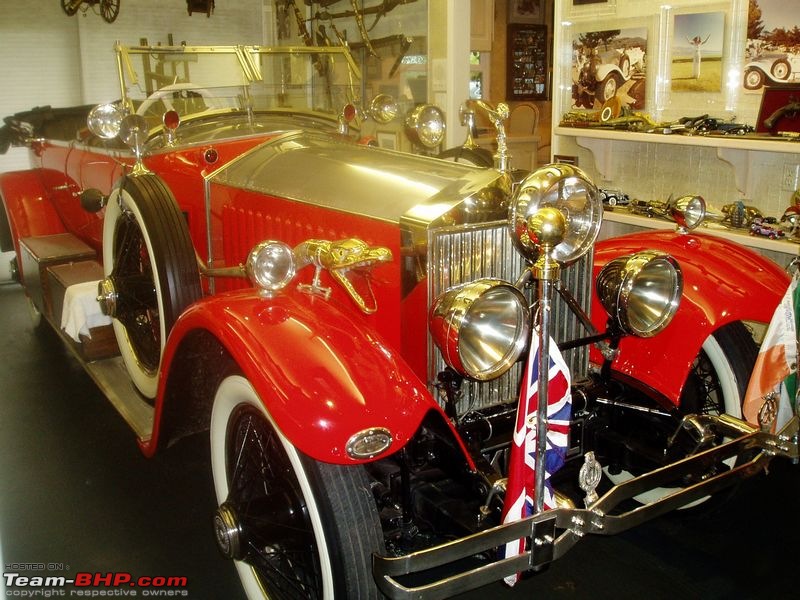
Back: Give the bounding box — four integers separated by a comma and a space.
0, 280, 797, 600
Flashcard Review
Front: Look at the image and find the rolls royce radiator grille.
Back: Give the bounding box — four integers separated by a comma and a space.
427, 221, 592, 415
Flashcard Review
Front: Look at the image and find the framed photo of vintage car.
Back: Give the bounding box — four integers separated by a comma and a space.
755, 84, 800, 134
506, 23, 548, 100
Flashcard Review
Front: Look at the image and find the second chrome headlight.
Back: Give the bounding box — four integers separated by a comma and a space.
245, 240, 296, 294
430, 279, 530, 381
596, 251, 682, 337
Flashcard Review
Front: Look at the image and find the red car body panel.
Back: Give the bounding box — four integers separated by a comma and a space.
592, 230, 789, 406
152, 287, 454, 465
0, 169, 67, 275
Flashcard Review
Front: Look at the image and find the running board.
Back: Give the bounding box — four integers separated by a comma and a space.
85, 357, 154, 441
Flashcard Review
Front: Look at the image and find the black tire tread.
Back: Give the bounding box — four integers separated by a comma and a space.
119, 174, 201, 332
301, 455, 386, 599
711, 321, 758, 400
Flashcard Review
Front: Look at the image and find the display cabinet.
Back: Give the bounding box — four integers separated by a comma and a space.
551, 0, 800, 266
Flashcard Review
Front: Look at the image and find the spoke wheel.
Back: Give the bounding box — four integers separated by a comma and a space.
102, 174, 200, 398
596, 73, 619, 103
100, 0, 120, 23
771, 58, 791, 80
60, 0, 79, 16
606, 322, 757, 507
210, 375, 385, 600
744, 68, 765, 90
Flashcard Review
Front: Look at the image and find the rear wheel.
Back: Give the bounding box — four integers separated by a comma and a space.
210, 375, 385, 599
100, 174, 201, 398
771, 58, 791, 80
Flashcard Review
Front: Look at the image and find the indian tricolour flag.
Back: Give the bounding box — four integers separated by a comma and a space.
743, 271, 800, 433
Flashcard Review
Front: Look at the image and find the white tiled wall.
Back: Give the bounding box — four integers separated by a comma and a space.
0, 0, 266, 174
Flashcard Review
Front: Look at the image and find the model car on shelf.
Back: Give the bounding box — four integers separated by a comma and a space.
750, 216, 787, 239
599, 188, 630, 207
1, 42, 797, 600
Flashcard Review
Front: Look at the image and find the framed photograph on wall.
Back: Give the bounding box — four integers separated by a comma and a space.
377, 131, 398, 150
509, 0, 542, 24
671, 12, 725, 94
507, 24, 549, 100
570, 0, 616, 17
570, 26, 647, 110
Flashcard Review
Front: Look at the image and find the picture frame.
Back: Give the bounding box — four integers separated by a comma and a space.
755, 84, 800, 134
509, 0, 542, 24
377, 131, 398, 150
570, 0, 616, 17
506, 24, 549, 100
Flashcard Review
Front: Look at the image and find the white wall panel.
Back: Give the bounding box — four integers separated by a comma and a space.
0, 0, 265, 174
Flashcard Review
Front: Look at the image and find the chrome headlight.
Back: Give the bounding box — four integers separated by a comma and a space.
670, 194, 706, 231
509, 164, 602, 266
245, 241, 295, 294
87, 103, 124, 140
406, 104, 446, 149
430, 279, 530, 381
370, 94, 399, 124
596, 251, 682, 337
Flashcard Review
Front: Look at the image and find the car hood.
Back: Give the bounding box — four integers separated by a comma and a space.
209, 130, 511, 227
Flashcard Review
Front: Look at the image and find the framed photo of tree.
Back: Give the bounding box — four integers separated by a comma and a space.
506, 24, 549, 100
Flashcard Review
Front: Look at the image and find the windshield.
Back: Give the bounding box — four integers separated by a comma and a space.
116, 44, 362, 122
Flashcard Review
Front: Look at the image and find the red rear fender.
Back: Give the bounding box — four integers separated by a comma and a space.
153, 287, 452, 464
0, 170, 67, 262
593, 231, 789, 405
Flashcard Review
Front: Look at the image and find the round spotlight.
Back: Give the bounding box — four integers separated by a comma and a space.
596, 251, 683, 337
670, 195, 706, 231
430, 279, 530, 381
87, 103, 124, 140
406, 104, 446, 149
245, 241, 296, 294
509, 164, 602, 266
369, 94, 399, 124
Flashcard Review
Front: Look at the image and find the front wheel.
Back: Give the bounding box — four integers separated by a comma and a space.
101, 174, 201, 398
596, 73, 620, 104
210, 375, 385, 599
606, 321, 757, 506
680, 321, 757, 419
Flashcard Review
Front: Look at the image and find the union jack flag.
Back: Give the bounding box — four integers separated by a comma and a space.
500, 329, 572, 586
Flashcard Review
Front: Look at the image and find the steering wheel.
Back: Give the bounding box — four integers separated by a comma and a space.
136, 83, 217, 116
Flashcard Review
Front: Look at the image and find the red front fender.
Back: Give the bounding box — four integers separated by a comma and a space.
593, 231, 789, 406
152, 287, 452, 464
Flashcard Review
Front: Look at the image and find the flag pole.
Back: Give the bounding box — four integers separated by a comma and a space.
528, 208, 565, 513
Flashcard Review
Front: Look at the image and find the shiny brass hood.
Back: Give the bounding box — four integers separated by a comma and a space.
210, 131, 511, 227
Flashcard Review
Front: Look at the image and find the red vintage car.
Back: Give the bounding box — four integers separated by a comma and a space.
0, 43, 796, 599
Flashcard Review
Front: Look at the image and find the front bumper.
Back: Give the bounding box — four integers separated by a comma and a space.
373, 415, 799, 599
